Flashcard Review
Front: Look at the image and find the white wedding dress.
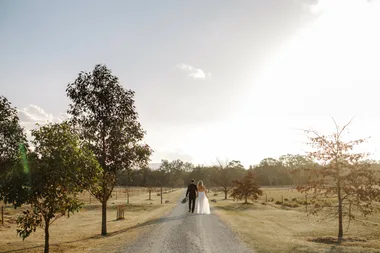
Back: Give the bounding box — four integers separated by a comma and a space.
195, 191, 211, 214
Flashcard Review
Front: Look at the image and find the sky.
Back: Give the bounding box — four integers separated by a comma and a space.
1, 0, 380, 167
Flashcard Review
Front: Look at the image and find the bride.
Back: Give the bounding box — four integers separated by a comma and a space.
195, 180, 211, 214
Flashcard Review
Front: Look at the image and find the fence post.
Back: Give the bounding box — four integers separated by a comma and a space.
89, 194, 91, 204
281, 195, 283, 206
161, 186, 163, 204
305, 195, 308, 212
116, 191, 118, 200
116, 205, 125, 220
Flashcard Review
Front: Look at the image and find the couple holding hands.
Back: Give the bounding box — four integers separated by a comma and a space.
185, 179, 211, 214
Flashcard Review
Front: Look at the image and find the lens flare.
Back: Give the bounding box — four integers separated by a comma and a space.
19, 143, 29, 174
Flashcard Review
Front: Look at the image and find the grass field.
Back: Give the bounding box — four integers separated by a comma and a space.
210, 187, 380, 253
0, 187, 182, 253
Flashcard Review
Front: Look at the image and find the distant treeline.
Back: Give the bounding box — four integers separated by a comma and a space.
117, 155, 380, 188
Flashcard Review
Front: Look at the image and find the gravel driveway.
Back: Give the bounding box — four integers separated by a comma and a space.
123, 192, 254, 253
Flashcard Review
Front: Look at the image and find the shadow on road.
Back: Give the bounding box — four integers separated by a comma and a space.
0, 214, 188, 253
2, 192, 187, 253
108, 214, 187, 236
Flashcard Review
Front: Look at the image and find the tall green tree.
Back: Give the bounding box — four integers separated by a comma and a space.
298, 120, 380, 243
0, 96, 29, 207
259, 158, 283, 186
158, 159, 189, 187
279, 154, 313, 186
66, 64, 152, 235
16, 122, 101, 253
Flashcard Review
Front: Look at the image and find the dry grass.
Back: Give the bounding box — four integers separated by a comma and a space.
209, 187, 380, 253
0, 187, 182, 253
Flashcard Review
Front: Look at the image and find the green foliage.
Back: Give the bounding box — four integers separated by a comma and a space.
0, 96, 29, 207
230, 171, 262, 203
66, 64, 152, 235
15, 122, 100, 252
16, 209, 43, 240
158, 159, 192, 187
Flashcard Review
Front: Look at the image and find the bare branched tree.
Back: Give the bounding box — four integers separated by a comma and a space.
297, 119, 380, 243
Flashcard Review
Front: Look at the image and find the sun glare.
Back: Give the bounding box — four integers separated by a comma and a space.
229, 0, 380, 164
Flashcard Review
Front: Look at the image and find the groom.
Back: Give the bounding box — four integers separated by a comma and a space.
186, 179, 198, 213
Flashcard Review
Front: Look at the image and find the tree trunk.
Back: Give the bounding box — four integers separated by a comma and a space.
44, 218, 50, 253
245, 196, 248, 204
101, 198, 107, 235
337, 184, 343, 243
101, 130, 107, 236
149, 190, 151, 200
224, 189, 227, 200
336, 153, 343, 243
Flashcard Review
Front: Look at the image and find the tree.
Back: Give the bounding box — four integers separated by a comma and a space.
142, 167, 156, 200
16, 122, 100, 253
297, 119, 380, 243
279, 154, 314, 186
66, 64, 152, 235
230, 171, 262, 204
158, 159, 188, 187
213, 159, 245, 199
0, 96, 29, 207
259, 158, 283, 186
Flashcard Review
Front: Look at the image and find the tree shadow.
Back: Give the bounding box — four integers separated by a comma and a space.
107, 214, 187, 236
0, 245, 43, 253
0, 214, 188, 253
309, 237, 367, 244
212, 202, 261, 212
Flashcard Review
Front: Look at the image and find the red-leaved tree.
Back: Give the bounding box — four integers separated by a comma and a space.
230, 171, 262, 204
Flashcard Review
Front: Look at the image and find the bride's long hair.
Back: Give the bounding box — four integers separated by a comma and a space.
197, 180, 204, 187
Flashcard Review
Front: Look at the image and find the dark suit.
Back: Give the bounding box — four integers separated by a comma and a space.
186, 183, 198, 213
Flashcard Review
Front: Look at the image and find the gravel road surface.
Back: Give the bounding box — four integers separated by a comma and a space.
123, 192, 254, 253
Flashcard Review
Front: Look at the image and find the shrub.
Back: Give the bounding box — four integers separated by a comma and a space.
283, 202, 299, 208
275, 201, 283, 205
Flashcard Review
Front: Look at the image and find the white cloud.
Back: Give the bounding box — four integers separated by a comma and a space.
176, 64, 211, 79
17, 105, 69, 138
